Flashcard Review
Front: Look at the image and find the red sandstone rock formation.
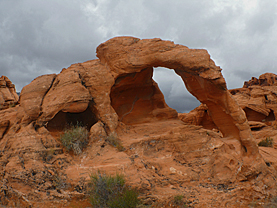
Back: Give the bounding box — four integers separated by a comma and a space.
0, 76, 19, 110
181, 73, 277, 129
0, 37, 276, 207
243, 73, 277, 87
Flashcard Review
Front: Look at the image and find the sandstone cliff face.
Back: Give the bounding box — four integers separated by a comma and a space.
0, 37, 276, 207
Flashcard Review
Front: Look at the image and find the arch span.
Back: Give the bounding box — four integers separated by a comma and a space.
97, 36, 258, 156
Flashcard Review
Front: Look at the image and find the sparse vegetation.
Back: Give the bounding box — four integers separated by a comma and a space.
60, 124, 89, 155
258, 137, 273, 147
41, 148, 55, 162
88, 172, 139, 208
174, 195, 184, 204
105, 132, 125, 151
170, 195, 188, 207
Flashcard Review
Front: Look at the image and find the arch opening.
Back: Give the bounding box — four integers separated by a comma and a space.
110, 67, 178, 125
153, 67, 200, 113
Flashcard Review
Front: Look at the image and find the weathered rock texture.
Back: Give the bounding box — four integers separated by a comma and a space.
96, 37, 260, 156
231, 73, 277, 128
0, 37, 276, 207
0, 76, 19, 110
181, 73, 277, 130
243, 72, 277, 87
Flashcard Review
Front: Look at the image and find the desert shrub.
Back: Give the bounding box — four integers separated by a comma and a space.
171, 195, 188, 207
174, 195, 184, 204
258, 137, 273, 147
105, 133, 125, 151
60, 124, 89, 155
88, 172, 139, 208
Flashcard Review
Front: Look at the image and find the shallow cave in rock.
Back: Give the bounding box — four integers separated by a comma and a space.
46, 103, 98, 132
244, 107, 275, 123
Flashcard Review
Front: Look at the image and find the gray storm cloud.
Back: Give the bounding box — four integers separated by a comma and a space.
0, 0, 276, 112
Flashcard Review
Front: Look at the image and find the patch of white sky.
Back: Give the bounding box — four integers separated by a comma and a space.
81, 0, 152, 39
81, 0, 110, 38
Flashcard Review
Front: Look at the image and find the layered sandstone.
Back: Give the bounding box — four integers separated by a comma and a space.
181, 73, 277, 130
0, 76, 19, 110
243, 72, 277, 87
0, 37, 276, 207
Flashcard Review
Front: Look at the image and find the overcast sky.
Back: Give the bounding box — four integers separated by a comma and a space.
1, 0, 277, 112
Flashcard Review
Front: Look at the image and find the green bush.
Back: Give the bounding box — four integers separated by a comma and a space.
258, 137, 273, 147
60, 124, 89, 155
88, 172, 139, 208
105, 133, 125, 152
174, 195, 184, 204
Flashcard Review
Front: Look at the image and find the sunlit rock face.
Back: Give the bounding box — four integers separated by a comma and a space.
0, 37, 257, 155
182, 72, 277, 131
2, 37, 276, 207
96, 36, 257, 156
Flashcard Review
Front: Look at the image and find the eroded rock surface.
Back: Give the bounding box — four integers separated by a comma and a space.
0, 37, 276, 207
0, 76, 19, 110
182, 73, 277, 130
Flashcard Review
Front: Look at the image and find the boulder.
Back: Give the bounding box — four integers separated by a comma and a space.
89, 121, 107, 141
19, 74, 56, 121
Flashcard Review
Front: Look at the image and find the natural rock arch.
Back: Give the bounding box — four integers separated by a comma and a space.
96, 36, 258, 156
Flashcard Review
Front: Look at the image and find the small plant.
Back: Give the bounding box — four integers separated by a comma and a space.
172, 195, 188, 207
105, 133, 125, 151
88, 172, 139, 208
174, 195, 184, 204
41, 148, 55, 162
258, 137, 273, 147
60, 124, 89, 155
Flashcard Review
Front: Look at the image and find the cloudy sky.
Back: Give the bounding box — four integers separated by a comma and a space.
1, 0, 277, 112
